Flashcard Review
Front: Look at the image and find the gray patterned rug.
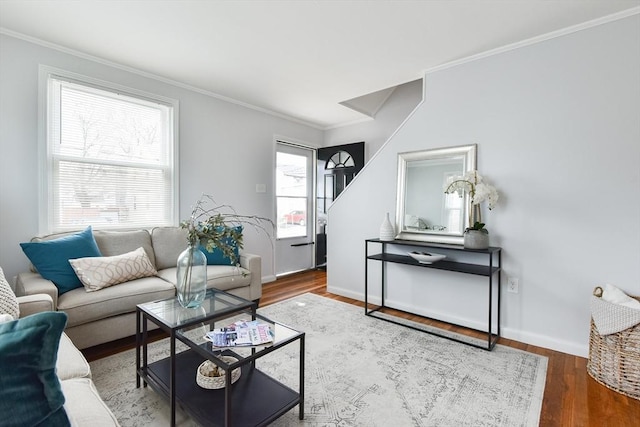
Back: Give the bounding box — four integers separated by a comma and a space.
90, 293, 547, 426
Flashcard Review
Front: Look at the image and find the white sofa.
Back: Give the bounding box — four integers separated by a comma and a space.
21, 295, 120, 426
1, 266, 119, 426
15, 227, 262, 349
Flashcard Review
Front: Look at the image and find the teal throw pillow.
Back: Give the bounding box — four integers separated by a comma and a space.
199, 226, 242, 266
20, 226, 102, 294
0, 311, 70, 427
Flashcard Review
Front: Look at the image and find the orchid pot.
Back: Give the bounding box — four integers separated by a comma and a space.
444, 171, 499, 250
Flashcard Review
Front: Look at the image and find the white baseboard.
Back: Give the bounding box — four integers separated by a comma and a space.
501, 327, 588, 358
262, 274, 277, 284
328, 286, 492, 331
327, 285, 364, 301
326, 285, 588, 358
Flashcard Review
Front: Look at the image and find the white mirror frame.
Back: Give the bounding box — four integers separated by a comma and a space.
395, 144, 477, 245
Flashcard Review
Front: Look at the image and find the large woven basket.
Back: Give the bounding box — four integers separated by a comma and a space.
587, 289, 640, 400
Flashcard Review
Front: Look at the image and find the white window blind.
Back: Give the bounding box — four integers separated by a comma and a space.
44, 74, 177, 232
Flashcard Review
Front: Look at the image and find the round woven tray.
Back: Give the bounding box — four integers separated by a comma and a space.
196, 356, 241, 389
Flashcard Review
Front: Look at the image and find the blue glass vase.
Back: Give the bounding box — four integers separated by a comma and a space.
176, 244, 207, 308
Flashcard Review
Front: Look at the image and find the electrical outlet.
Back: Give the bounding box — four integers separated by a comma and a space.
507, 277, 519, 293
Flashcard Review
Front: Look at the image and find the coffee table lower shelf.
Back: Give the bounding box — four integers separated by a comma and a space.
141, 349, 300, 427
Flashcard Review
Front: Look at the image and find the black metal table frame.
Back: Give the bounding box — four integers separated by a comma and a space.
175, 312, 305, 426
365, 239, 502, 351
136, 291, 305, 426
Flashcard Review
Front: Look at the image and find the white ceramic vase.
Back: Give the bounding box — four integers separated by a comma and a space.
379, 213, 396, 241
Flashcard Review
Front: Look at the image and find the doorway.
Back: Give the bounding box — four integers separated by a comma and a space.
275, 141, 316, 276
316, 142, 365, 267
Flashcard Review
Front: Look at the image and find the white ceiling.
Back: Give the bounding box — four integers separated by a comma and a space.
1, 1, 638, 129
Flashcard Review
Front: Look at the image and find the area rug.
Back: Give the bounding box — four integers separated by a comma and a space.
90, 293, 547, 426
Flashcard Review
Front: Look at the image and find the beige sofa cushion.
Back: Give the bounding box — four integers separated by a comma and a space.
205, 266, 251, 291
151, 227, 188, 270
93, 229, 156, 269
157, 265, 251, 291
58, 277, 175, 328
57, 333, 91, 381
61, 378, 120, 426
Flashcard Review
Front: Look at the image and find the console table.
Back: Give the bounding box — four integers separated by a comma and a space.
365, 238, 502, 351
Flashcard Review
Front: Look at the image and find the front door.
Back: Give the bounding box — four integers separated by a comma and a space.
275, 142, 315, 276
316, 142, 365, 267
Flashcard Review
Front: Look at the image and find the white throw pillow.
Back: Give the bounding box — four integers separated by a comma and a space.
0, 266, 19, 320
70, 247, 157, 292
602, 283, 640, 310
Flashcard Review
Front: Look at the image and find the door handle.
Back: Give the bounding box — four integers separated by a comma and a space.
291, 242, 315, 247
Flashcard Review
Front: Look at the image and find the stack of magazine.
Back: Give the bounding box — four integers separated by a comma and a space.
205, 320, 274, 348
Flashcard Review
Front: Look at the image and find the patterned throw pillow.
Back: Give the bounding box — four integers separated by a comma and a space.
0, 267, 19, 321
69, 247, 157, 292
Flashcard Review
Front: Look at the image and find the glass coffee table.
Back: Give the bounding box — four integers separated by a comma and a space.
136, 288, 305, 427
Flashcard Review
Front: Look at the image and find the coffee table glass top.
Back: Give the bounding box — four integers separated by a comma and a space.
137, 288, 255, 329
177, 313, 301, 355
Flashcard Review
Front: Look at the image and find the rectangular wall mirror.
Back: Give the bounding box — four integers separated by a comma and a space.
395, 144, 477, 245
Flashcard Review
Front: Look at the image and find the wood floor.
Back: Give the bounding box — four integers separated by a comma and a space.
83, 270, 639, 426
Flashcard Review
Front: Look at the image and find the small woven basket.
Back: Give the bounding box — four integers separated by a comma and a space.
196, 356, 241, 390
587, 288, 640, 400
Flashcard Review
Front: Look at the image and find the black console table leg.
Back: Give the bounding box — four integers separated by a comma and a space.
299, 334, 305, 420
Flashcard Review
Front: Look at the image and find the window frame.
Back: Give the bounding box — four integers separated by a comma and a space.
275, 149, 309, 240
38, 65, 179, 234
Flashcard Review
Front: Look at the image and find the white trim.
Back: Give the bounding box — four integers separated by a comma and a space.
323, 115, 373, 131
326, 284, 362, 302
501, 327, 588, 358
273, 136, 318, 273
171, 101, 180, 229
6, 6, 637, 133
273, 134, 321, 151
39, 65, 178, 109
261, 274, 277, 284
424, 6, 640, 75
37, 67, 48, 233
500, 324, 589, 358
1, 27, 324, 131
327, 285, 589, 357
383, 297, 496, 332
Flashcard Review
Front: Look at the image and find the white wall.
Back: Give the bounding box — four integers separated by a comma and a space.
324, 79, 423, 159
327, 14, 640, 357
0, 34, 323, 284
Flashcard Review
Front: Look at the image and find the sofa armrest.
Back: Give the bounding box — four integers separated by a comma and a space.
17, 294, 55, 317
239, 252, 262, 301
15, 272, 59, 308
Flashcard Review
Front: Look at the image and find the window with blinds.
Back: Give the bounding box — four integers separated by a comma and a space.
44, 73, 177, 232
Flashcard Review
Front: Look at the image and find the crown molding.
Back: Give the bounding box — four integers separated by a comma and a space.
0, 27, 325, 130
424, 6, 640, 75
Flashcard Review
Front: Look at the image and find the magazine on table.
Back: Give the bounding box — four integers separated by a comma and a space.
205, 320, 274, 347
